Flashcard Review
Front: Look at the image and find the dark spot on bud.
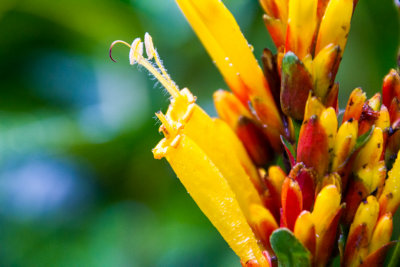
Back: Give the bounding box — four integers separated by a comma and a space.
362, 164, 367, 169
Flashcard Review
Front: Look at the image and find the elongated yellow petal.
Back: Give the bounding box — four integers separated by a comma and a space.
162, 90, 263, 217
379, 151, 400, 215
311, 185, 341, 267
319, 107, 338, 159
176, 0, 283, 135
353, 127, 383, 171
312, 185, 341, 236
350, 196, 380, 242
155, 134, 267, 265
331, 119, 358, 171
311, 44, 341, 101
315, 0, 353, 55
369, 213, 393, 254
348, 196, 380, 265
375, 105, 390, 131
294, 211, 316, 255
286, 0, 318, 59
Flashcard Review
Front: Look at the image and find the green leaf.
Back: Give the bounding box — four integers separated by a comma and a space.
270, 228, 311, 267
388, 236, 400, 267
354, 126, 374, 151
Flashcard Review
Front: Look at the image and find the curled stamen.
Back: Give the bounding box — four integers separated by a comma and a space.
110, 34, 181, 98
109, 40, 131, 62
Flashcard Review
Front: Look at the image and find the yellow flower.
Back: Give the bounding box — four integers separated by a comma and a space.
110, 0, 400, 266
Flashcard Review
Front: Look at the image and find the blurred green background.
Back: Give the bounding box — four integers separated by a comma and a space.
0, 0, 398, 266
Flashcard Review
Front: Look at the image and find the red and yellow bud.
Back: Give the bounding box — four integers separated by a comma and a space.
263, 14, 286, 49
376, 104, 391, 132
214, 90, 272, 167
345, 196, 380, 267
293, 166, 316, 211
280, 52, 314, 120
331, 118, 358, 172
382, 69, 400, 109
264, 166, 286, 219
294, 211, 316, 256
359, 94, 381, 135
389, 97, 400, 129
311, 44, 341, 102
249, 204, 278, 250
342, 87, 367, 123
281, 177, 302, 231
297, 96, 330, 177
379, 150, 400, 215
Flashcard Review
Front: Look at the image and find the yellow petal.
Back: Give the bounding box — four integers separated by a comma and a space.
379, 151, 400, 215
176, 0, 283, 133
353, 127, 383, 171
294, 211, 316, 255
319, 107, 338, 159
163, 90, 263, 216
213, 89, 252, 129
312, 185, 341, 236
348, 196, 380, 263
369, 213, 393, 254
331, 119, 358, 171
303, 94, 325, 119
155, 134, 267, 265
375, 105, 390, 131
311, 44, 341, 101
315, 0, 353, 55
286, 0, 318, 59
356, 161, 386, 196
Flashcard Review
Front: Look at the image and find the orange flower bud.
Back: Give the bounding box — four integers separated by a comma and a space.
382, 69, 400, 109
342, 87, 367, 123
249, 204, 278, 250
281, 177, 302, 231
280, 52, 313, 120
214, 90, 273, 167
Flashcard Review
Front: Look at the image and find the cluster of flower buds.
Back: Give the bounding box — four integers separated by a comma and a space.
111, 0, 400, 266
260, 0, 358, 121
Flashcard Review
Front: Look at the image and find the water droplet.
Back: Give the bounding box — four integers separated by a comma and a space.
248, 44, 254, 52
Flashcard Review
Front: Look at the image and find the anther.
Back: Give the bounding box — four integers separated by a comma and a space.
129, 38, 143, 65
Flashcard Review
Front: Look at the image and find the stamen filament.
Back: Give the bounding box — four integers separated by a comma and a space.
110, 34, 180, 99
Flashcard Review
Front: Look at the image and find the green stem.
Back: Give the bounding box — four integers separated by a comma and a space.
388, 235, 400, 267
